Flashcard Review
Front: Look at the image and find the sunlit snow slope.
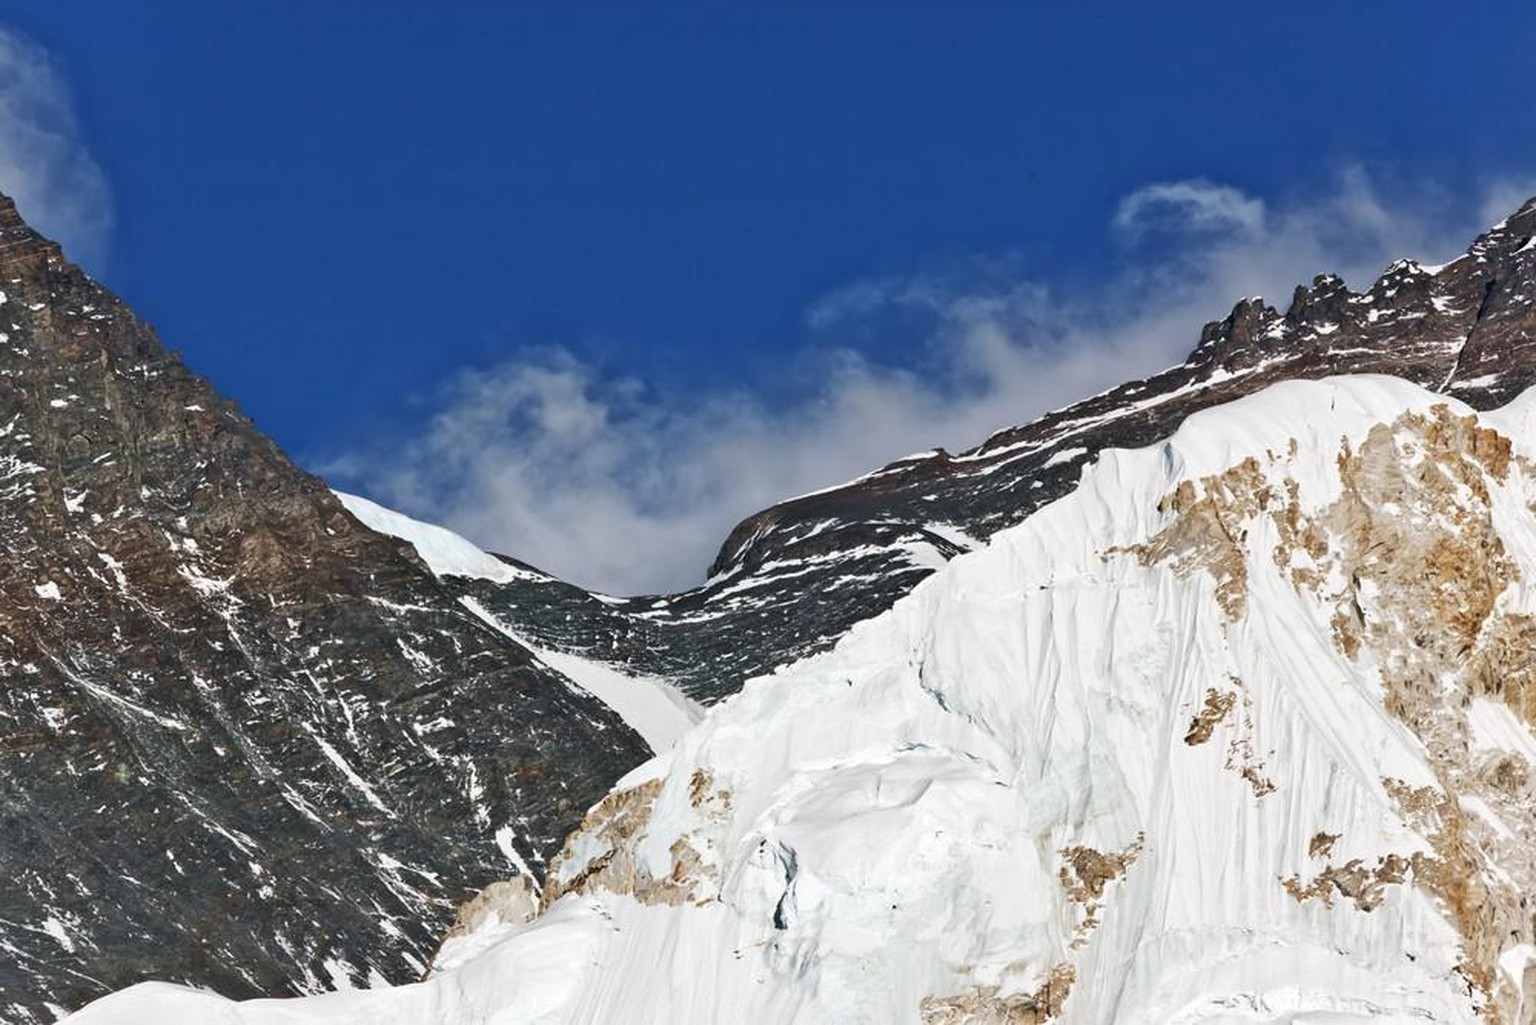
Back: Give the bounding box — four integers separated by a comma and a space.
73, 376, 1536, 1023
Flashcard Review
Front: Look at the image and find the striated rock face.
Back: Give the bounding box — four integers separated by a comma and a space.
465, 199, 1536, 706
0, 195, 651, 1020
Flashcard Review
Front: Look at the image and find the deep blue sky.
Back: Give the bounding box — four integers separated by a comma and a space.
7, 3, 1533, 459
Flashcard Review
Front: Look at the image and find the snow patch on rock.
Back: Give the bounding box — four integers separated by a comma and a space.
335, 491, 538, 584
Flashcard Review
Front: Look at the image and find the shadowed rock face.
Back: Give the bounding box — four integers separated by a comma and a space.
466, 198, 1536, 705
0, 195, 651, 1020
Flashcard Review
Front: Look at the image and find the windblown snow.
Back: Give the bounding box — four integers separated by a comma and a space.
335, 491, 536, 585
74, 377, 1536, 1023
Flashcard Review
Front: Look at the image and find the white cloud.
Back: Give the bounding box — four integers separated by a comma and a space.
1114, 178, 1266, 239
0, 28, 112, 270
330, 169, 1529, 595
1477, 174, 1536, 232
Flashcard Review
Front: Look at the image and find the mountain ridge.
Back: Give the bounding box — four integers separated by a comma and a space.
440, 196, 1536, 708
2, 190, 1536, 1019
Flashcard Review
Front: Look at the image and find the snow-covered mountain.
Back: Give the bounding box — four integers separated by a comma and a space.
72, 374, 1536, 1022
6, 186, 1536, 1022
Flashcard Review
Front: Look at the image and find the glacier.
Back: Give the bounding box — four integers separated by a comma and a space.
70, 376, 1536, 1023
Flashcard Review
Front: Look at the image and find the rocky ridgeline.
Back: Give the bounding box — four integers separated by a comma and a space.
459, 198, 1536, 703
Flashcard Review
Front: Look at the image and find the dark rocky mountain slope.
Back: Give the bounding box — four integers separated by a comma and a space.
0, 195, 650, 1021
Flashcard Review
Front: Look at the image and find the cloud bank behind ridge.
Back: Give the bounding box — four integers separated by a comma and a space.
333, 172, 1530, 596
1, 27, 1528, 600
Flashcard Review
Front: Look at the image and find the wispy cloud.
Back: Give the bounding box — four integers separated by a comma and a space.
1477, 174, 1536, 231
0, 27, 112, 270
1113, 178, 1266, 239
328, 169, 1530, 596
